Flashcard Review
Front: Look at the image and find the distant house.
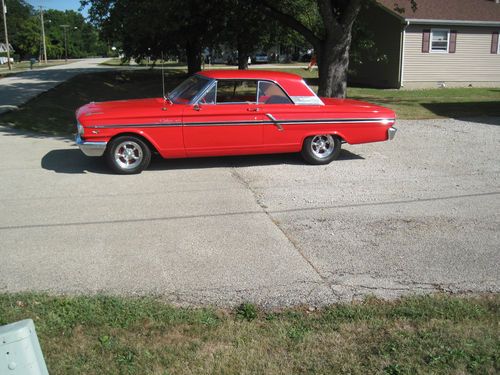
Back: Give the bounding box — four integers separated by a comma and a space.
0, 43, 14, 64
351, 0, 500, 88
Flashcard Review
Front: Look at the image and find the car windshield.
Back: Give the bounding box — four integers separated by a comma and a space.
168, 75, 211, 104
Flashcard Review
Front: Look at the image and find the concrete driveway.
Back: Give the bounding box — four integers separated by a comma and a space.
0, 118, 498, 307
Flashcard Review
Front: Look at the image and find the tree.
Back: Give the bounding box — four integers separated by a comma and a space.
256, 0, 416, 98
82, 0, 225, 74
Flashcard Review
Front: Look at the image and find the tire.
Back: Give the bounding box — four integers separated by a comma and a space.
105, 135, 151, 174
301, 134, 341, 165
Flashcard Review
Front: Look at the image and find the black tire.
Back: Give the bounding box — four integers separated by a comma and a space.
105, 135, 151, 174
301, 134, 341, 165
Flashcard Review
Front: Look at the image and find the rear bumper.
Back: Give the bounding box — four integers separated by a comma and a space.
76, 135, 107, 157
388, 127, 397, 140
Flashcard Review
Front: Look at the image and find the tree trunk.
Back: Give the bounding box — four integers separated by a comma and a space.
186, 39, 202, 74
317, 35, 352, 98
237, 39, 249, 70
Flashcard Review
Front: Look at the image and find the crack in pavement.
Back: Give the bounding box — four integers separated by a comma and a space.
229, 168, 341, 299
1, 190, 498, 231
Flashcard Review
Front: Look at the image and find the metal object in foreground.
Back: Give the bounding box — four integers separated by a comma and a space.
0, 319, 49, 374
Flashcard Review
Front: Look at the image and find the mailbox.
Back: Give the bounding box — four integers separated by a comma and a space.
0, 319, 49, 374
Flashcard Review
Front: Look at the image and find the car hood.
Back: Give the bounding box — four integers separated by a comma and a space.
76, 98, 183, 125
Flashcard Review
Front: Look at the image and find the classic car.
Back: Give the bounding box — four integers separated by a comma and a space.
76, 70, 397, 174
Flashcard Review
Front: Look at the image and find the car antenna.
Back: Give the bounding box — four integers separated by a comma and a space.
161, 52, 169, 110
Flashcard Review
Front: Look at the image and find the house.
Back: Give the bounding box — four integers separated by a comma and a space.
351, 0, 500, 88
0, 42, 14, 65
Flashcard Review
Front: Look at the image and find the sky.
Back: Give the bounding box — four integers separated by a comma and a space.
26, 0, 89, 17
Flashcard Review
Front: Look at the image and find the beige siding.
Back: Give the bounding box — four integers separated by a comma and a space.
404, 25, 500, 86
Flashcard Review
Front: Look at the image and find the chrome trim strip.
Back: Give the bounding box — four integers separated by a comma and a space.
388, 127, 397, 140
88, 118, 396, 129
76, 135, 107, 157
89, 123, 182, 129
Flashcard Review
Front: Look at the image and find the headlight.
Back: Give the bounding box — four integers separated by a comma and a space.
77, 122, 84, 136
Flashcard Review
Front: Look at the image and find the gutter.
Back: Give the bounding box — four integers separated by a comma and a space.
399, 20, 410, 88
406, 19, 500, 27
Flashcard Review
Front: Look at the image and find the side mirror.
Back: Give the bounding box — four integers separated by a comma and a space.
193, 103, 201, 111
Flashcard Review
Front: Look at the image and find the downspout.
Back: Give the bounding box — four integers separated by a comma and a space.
399, 20, 410, 88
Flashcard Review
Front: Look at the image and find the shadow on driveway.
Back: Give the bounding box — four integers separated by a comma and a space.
41, 149, 364, 174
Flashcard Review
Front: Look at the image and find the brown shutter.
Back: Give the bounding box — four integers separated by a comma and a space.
492, 32, 499, 54
449, 30, 457, 53
422, 29, 430, 53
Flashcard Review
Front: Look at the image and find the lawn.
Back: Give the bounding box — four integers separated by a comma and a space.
0, 293, 498, 374
0, 60, 71, 77
0, 68, 499, 136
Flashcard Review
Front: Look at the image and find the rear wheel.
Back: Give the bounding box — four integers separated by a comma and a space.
106, 136, 151, 174
301, 134, 341, 165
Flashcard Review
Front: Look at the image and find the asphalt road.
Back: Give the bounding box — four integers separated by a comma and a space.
0, 117, 499, 307
0, 58, 111, 114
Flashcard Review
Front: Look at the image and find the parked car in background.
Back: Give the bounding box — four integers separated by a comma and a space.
253, 53, 269, 63
76, 70, 397, 174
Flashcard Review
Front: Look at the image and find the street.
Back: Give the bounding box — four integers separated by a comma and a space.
0, 58, 111, 114
0, 117, 498, 307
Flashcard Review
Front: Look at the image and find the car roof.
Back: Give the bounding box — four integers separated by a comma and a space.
197, 69, 302, 81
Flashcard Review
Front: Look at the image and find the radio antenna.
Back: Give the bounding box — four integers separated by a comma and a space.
161, 51, 166, 100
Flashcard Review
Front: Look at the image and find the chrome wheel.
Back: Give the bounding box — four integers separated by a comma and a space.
310, 134, 335, 159
114, 141, 144, 170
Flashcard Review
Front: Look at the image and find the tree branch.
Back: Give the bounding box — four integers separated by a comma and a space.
316, 0, 336, 34
258, 0, 322, 47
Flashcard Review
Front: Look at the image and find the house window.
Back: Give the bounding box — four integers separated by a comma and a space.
431, 29, 449, 52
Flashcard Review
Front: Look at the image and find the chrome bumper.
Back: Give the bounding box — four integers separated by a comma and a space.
76, 134, 107, 157
388, 127, 397, 140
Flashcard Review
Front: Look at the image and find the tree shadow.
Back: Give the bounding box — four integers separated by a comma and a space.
420, 102, 500, 125
41, 149, 364, 174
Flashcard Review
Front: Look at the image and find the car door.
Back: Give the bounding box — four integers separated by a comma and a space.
182, 79, 266, 157
257, 80, 314, 152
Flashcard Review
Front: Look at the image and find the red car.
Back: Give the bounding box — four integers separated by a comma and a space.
76, 70, 396, 174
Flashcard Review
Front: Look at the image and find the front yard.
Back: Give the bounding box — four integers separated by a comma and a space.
1, 293, 498, 374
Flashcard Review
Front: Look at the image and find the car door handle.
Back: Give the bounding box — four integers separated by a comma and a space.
247, 107, 260, 112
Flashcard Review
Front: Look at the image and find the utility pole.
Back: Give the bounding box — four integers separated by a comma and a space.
60, 24, 69, 62
40, 6, 47, 64
1, 0, 11, 70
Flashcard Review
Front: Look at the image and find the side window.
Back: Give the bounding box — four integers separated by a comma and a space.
217, 80, 257, 103
199, 84, 216, 104
257, 81, 293, 104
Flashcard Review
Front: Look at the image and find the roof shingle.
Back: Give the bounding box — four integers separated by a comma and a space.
377, 0, 500, 22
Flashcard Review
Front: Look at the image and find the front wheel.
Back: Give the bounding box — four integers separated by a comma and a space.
105, 136, 151, 174
301, 134, 341, 165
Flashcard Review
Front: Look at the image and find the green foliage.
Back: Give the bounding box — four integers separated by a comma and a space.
1, 1, 106, 59
235, 303, 258, 321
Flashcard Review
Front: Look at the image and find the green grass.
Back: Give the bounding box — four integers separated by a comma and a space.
0, 60, 70, 76
1, 69, 499, 136
0, 293, 498, 374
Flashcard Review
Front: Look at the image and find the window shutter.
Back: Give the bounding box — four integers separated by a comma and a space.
449, 30, 457, 53
491, 32, 499, 54
422, 29, 430, 53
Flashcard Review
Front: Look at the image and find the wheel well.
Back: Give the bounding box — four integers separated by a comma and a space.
302, 133, 345, 145
108, 133, 159, 154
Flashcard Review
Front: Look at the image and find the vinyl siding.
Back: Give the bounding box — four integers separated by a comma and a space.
403, 25, 500, 85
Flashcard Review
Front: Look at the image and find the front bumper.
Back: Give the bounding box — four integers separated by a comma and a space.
388, 127, 397, 140
76, 134, 107, 157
